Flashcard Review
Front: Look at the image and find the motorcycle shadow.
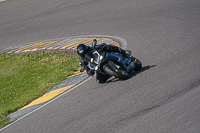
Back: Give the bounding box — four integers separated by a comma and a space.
106, 65, 156, 83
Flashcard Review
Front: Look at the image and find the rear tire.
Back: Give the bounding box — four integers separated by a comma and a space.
103, 65, 129, 80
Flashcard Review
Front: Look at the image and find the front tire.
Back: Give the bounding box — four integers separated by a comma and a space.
132, 58, 142, 71
103, 65, 129, 80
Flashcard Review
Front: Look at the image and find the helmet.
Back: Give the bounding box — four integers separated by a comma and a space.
77, 43, 88, 57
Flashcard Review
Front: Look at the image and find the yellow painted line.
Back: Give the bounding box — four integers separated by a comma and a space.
61, 38, 103, 49
109, 41, 120, 47
19, 84, 76, 110
70, 38, 103, 49
61, 38, 90, 49
35, 41, 60, 49
15, 40, 59, 53
19, 68, 86, 110
15, 42, 43, 53
29, 40, 59, 50
68, 70, 86, 78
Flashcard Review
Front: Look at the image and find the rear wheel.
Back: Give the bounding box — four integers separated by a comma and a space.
103, 64, 129, 80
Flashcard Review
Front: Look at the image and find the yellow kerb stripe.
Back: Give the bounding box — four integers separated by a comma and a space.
69, 38, 103, 49
15, 40, 59, 53
68, 70, 86, 78
109, 42, 120, 47
19, 84, 76, 110
61, 38, 103, 49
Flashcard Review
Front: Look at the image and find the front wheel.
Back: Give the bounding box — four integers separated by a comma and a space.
103, 65, 129, 80
132, 57, 142, 71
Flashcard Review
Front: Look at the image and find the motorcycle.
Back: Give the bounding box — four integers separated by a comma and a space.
85, 39, 142, 80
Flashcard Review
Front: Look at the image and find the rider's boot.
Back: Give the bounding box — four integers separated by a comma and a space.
108, 44, 131, 57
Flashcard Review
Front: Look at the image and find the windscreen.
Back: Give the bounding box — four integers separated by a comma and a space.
93, 52, 100, 64
84, 50, 94, 62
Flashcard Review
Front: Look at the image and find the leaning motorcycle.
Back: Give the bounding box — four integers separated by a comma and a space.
85, 40, 142, 80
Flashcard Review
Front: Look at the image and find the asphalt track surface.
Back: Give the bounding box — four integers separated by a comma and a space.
0, 0, 200, 133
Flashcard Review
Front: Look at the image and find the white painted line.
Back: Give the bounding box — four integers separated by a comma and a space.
31, 48, 38, 51
0, 77, 91, 132
47, 47, 53, 49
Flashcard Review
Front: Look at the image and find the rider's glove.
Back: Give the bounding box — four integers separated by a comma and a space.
125, 50, 131, 56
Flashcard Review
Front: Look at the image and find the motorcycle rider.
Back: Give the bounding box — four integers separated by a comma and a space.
77, 40, 131, 83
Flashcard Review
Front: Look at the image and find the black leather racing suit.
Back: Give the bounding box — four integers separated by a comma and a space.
79, 43, 128, 83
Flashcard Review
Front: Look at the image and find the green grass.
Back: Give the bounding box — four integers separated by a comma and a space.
0, 52, 80, 128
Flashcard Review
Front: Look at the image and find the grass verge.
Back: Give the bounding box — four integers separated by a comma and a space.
0, 52, 79, 128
